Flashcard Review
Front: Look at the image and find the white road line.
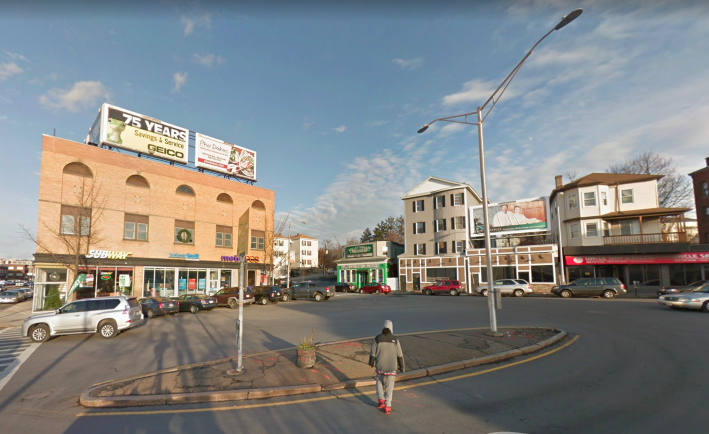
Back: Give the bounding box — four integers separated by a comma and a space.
0, 327, 41, 393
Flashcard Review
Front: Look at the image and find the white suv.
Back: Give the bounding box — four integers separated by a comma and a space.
22, 296, 144, 342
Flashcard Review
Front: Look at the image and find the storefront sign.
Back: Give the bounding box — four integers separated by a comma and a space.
100, 271, 113, 281
221, 255, 259, 263
85, 250, 133, 260
221, 255, 241, 262
179, 279, 187, 290
188, 279, 196, 290
119, 274, 131, 287
195, 133, 257, 181
169, 253, 200, 261
198, 278, 206, 290
346, 244, 374, 258
340, 263, 385, 270
470, 196, 549, 238
566, 253, 709, 266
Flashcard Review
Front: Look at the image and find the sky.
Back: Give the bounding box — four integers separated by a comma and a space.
1, 0, 709, 259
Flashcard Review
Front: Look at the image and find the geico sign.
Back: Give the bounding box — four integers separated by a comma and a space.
85, 250, 133, 260
148, 144, 185, 159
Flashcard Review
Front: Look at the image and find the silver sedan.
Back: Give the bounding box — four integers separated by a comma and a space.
0, 291, 20, 303
658, 284, 709, 312
476, 279, 533, 297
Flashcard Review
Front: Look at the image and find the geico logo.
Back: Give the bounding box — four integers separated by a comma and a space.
147, 144, 184, 158
244, 256, 260, 263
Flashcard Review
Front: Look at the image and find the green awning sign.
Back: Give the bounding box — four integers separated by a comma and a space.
346, 244, 373, 258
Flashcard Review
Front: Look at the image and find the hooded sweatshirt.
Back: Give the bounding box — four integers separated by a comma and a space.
369, 320, 405, 375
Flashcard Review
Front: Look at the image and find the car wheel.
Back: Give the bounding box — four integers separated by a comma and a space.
701, 301, 709, 312
98, 320, 118, 339
481, 289, 489, 297
375, 289, 380, 294
260, 297, 268, 305
450, 289, 458, 296
314, 292, 324, 302
602, 290, 616, 299
282, 293, 290, 302
424, 289, 431, 295
190, 304, 199, 314
560, 289, 572, 298
30, 324, 50, 343
146, 309, 155, 319
513, 289, 524, 298
229, 299, 237, 309
360, 289, 364, 294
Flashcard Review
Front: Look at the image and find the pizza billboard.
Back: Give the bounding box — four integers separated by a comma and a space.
195, 133, 257, 181
93, 104, 189, 164
469, 196, 549, 238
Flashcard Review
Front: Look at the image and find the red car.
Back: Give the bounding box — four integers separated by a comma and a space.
423, 280, 463, 296
359, 283, 391, 294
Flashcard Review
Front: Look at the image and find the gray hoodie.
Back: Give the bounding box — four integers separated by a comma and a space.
369, 320, 405, 375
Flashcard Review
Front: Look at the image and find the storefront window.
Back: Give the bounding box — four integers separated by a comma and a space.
96, 268, 116, 297
481, 266, 515, 283
221, 270, 232, 288
33, 267, 69, 311
531, 265, 554, 283
427, 267, 457, 281
178, 269, 188, 296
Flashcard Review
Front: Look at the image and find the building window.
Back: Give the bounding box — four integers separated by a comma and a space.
702, 182, 709, 198
451, 216, 466, 230
63, 162, 93, 178
414, 244, 426, 255
435, 218, 447, 232
426, 267, 456, 280
174, 220, 195, 244
453, 241, 465, 253
414, 222, 426, 234
217, 193, 233, 203
531, 265, 554, 283
621, 189, 634, 204
583, 192, 596, 207
435, 242, 447, 255
216, 225, 233, 248
586, 222, 598, 238
251, 230, 265, 250
603, 222, 611, 237
451, 193, 463, 206
60, 205, 90, 236
176, 184, 195, 196
124, 214, 148, 240
601, 191, 607, 205
568, 194, 578, 210
126, 175, 149, 188
413, 200, 424, 212
620, 220, 640, 235
570, 223, 580, 239
434, 195, 445, 209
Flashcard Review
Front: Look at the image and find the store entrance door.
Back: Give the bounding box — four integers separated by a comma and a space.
413, 273, 421, 292
357, 270, 369, 288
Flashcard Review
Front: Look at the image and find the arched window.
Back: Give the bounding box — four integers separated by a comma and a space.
251, 200, 266, 209
63, 162, 93, 178
176, 185, 195, 196
217, 193, 233, 203
126, 175, 150, 188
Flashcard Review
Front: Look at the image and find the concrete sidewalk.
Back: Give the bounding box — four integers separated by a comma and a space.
0, 301, 32, 328
81, 327, 566, 408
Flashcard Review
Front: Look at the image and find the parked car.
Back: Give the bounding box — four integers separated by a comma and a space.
290, 282, 334, 301
658, 284, 709, 311
359, 283, 391, 294
551, 277, 627, 298
423, 280, 464, 296
335, 283, 356, 292
15, 288, 33, 299
252, 286, 283, 305
657, 280, 709, 296
213, 287, 254, 308
138, 297, 179, 318
290, 270, 301, 277
172, 294, 218, 313
22, 296, 144, 342
476, 279, 532, 297
0, 291, 21, 304
4, 289, 27, 301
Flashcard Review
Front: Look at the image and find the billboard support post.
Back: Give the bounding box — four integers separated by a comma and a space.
557, 204, 566, 285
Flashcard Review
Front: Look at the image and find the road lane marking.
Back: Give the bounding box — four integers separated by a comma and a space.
0, 328, 42, 393
76, 334, 580, 418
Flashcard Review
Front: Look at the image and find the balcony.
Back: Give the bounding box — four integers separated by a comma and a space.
603, 232, 688, 245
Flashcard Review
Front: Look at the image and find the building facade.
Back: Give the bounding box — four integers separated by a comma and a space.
33, 135, 275, 311
689, 157, 709, 245
335, 241, 404, 289
291, 234, 318, 270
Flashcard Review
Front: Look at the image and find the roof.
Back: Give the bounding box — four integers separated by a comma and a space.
600, 207, 690, 220
550, 173, 663, 202
334, 256, 389, 265
401, 176, 482, 202
291, 233, 317, 240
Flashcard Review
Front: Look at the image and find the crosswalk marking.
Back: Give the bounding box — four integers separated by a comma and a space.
0, 327, 41, 392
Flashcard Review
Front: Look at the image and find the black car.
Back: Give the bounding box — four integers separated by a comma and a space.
138, 297, 179, 318
335, 283, 355, 292
172, 294, 218, 313
252, 286, 283, 305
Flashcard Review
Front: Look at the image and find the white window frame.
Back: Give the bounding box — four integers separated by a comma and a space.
452, 193, 463, 206
570, 223, 580, 239
435, 218, 446, 232
414, 222, 425, 234
453, 240, 464, 253
452, 216, 465, 230
415, 243, 426, 255
586, 222, 599, 238
601, 191, 607, 205
568, 194, 578, 210
435, 242, 446, 255
621, 188, 634, 204
414, 200, 424, 212
434, 196, 445, 209
583, 191, 596, 207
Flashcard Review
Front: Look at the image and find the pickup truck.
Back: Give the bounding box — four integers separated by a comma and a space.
288, 282, 334, 302
212, 287, 254, 308
252, 286, 283, 305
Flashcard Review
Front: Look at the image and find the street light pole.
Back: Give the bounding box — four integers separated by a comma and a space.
286, 220, 306, 290
416, 9, 582, 336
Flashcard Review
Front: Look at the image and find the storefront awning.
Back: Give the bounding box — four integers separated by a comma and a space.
335, 256, 389, 268
566, 253, 709, 266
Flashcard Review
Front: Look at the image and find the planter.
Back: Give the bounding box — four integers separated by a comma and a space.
296, 348, 316, 368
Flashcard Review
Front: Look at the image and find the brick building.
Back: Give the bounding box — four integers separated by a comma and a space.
689, 157, 709, 245
32, 135, 275, 311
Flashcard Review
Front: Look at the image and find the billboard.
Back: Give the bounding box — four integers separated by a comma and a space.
97, 104, 189, 164
469, 197, 549, 238
346, 244, 373, 258
195, 133, 257, 181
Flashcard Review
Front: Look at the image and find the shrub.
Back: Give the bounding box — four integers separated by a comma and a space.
43, 287, 64, 311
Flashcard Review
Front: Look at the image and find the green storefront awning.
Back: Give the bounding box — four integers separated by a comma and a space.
335, 256, 389, 269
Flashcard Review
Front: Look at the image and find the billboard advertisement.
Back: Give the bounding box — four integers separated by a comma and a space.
98, 104, 189, 164
469, 197, 549, 238
195, 133, 257, 181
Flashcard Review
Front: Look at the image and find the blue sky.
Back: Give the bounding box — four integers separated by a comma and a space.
2, 0, 709, 259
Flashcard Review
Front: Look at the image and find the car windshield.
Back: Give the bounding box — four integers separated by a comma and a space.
0, 292, 13, 296
690, 285, 709, 293
686, 280, 706, 287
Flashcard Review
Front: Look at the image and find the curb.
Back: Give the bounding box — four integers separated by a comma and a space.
79, 327, 568, 408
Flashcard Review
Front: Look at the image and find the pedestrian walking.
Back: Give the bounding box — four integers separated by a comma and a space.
369, 320, 405, 414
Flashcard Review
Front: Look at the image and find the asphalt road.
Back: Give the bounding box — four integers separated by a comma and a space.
0, 291, 707, 434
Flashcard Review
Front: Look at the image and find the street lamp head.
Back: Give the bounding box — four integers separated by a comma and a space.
554, 8, 583, 30
417, 124, 430, 134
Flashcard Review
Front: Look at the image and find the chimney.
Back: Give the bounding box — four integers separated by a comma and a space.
705, 156, 709, 167
555, 175, 563, 189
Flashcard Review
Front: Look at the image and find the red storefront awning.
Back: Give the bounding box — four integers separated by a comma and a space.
566, 253, 709, 266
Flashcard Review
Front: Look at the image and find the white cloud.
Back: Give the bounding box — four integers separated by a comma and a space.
441, 78, 520, 107
5, 52, 29, 63
369, 120, 389, 127
193, 52, 225, 67
181, 13, 212, 36
39, 81, 110, 112
173, 72, 188, 93
332, 125, 347, 133
392, 57, 425, 70
0, 62, 23, 80
436, 122, 467, 138
303, 117, 315, 130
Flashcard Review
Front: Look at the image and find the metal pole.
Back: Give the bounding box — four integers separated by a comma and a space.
286, 223, 291, 290
477, 109, 500, 335
556, 205, 566, 284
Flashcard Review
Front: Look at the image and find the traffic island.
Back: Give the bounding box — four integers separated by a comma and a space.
80, 327, 567, 408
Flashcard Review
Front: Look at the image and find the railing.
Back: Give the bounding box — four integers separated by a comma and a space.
603, 232, 688, 245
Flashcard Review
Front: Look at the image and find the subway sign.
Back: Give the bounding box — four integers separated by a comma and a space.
85, 250, 133, 260
346, 244, 374, 258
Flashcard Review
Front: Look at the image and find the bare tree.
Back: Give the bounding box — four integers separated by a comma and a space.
606, 151, 693, 209
263, 211, 289, 284
564, 169, 579, 182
